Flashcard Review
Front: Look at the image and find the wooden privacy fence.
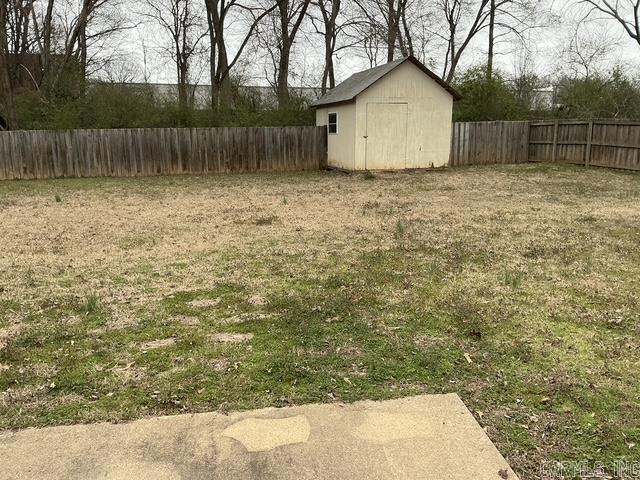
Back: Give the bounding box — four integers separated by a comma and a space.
450, 121, 530, 166
528, 120, 640, 170
451, 120, 640, 171
0, 126, 327, 180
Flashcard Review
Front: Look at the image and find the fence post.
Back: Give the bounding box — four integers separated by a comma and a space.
585, 121, 593, 167
525, 121, 531, 163
551, 120, 559, 163
449, 123, 455, 167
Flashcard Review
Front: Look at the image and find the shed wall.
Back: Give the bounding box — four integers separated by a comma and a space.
354, 61, 453, 170
316, 104, 356, 170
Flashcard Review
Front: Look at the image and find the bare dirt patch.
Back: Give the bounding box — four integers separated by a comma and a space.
335, 344, 363, 358
0, 325, 22, 351
221, 313, 272, 325
110, 364, 147, 386
203, 358, 232, 372
247, 295, 268, 306
106, 309, 139, 330
188, 299, 221, 308
173, 315, 200, 326
208, 333, 254, 343
1, 385, 44, 407
139, 338, 178, 350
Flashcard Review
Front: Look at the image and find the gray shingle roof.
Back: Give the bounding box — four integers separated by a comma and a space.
311, 56, 461, 108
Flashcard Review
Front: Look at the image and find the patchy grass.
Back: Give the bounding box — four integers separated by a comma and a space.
1, 165, 639, 479
254, 215, 278, 226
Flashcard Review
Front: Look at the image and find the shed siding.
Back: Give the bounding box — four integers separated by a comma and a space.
354, 61, 453, 170
316, 104, 356, 170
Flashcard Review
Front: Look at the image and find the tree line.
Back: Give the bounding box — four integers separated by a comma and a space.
1, 0, 640, 129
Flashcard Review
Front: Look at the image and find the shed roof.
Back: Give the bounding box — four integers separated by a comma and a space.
311, 56, 461, 108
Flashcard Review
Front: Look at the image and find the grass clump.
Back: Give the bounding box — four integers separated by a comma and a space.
504, 270, 524, 289
255, 215, 278, 226
394, 218, 409, 248
81, 292, 100, 315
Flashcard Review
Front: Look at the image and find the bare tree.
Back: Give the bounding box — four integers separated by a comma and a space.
204, 0, 277, 107
311, 0, 340, 93
346, 0, 435, 67
487, 0, 496, 77
0, 0, 130, 111
346, 10, 382, 66
19, 0, 132, 92
7, 0, 55, 84
581, 0, 640, 46
432, 0, 490, 82
54, 1, 117, 85
142, 0, 207, 105
486, 0, 538, 79
6, 1, 36, 55
560, 20, 620, 78
310, 0, 363, 93
258, 0, 310, 108
352, 0, 408, 62
4, 1, 53, 90
40, 0, 55, 76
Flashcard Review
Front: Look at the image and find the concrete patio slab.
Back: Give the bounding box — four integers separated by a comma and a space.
0, 394, 518, 480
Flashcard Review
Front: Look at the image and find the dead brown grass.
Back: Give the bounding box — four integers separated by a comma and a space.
1, 165, 639, 479
4, 167, 633, 315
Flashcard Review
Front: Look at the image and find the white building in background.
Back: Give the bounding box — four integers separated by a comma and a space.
531, 86, 556, 111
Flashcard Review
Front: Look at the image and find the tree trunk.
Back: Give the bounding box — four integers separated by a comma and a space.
19, 4, 31, 54
205, 0, 218, 107
277, 47, 291, 108
52, 0, 91, 92
178, 62, 189, 106
273, 0, 310, 108
400, 0, 413, 57
215, 32, 231, 107
318, 0, 338, 94
277, 0, 291, 109
0, 1, 17, 128
206, 0, 237, 108
321, 36, 334, 94
386, 0, 397, 61
210, 47, 218, 107
446, 44, 458, 83
42, 0, 55, 80
78, 22, 88, 95
487, 0, 495, 79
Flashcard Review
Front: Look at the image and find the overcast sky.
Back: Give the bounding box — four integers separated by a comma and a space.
108, 0, 640, 87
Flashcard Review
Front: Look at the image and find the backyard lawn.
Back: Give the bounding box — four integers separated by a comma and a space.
0, 164, 639, 479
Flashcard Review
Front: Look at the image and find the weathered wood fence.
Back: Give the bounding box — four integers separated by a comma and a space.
451, 120, 640, 171
0, 127, 327, 180
450, 121, 530, 166
2, 121, 638, 180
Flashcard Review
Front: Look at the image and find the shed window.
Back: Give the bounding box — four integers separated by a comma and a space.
328, 112, 338, 134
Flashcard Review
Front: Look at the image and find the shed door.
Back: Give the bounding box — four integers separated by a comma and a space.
365, 103, 408, 170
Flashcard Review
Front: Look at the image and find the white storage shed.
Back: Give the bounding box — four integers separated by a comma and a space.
312, 56, 461, 171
